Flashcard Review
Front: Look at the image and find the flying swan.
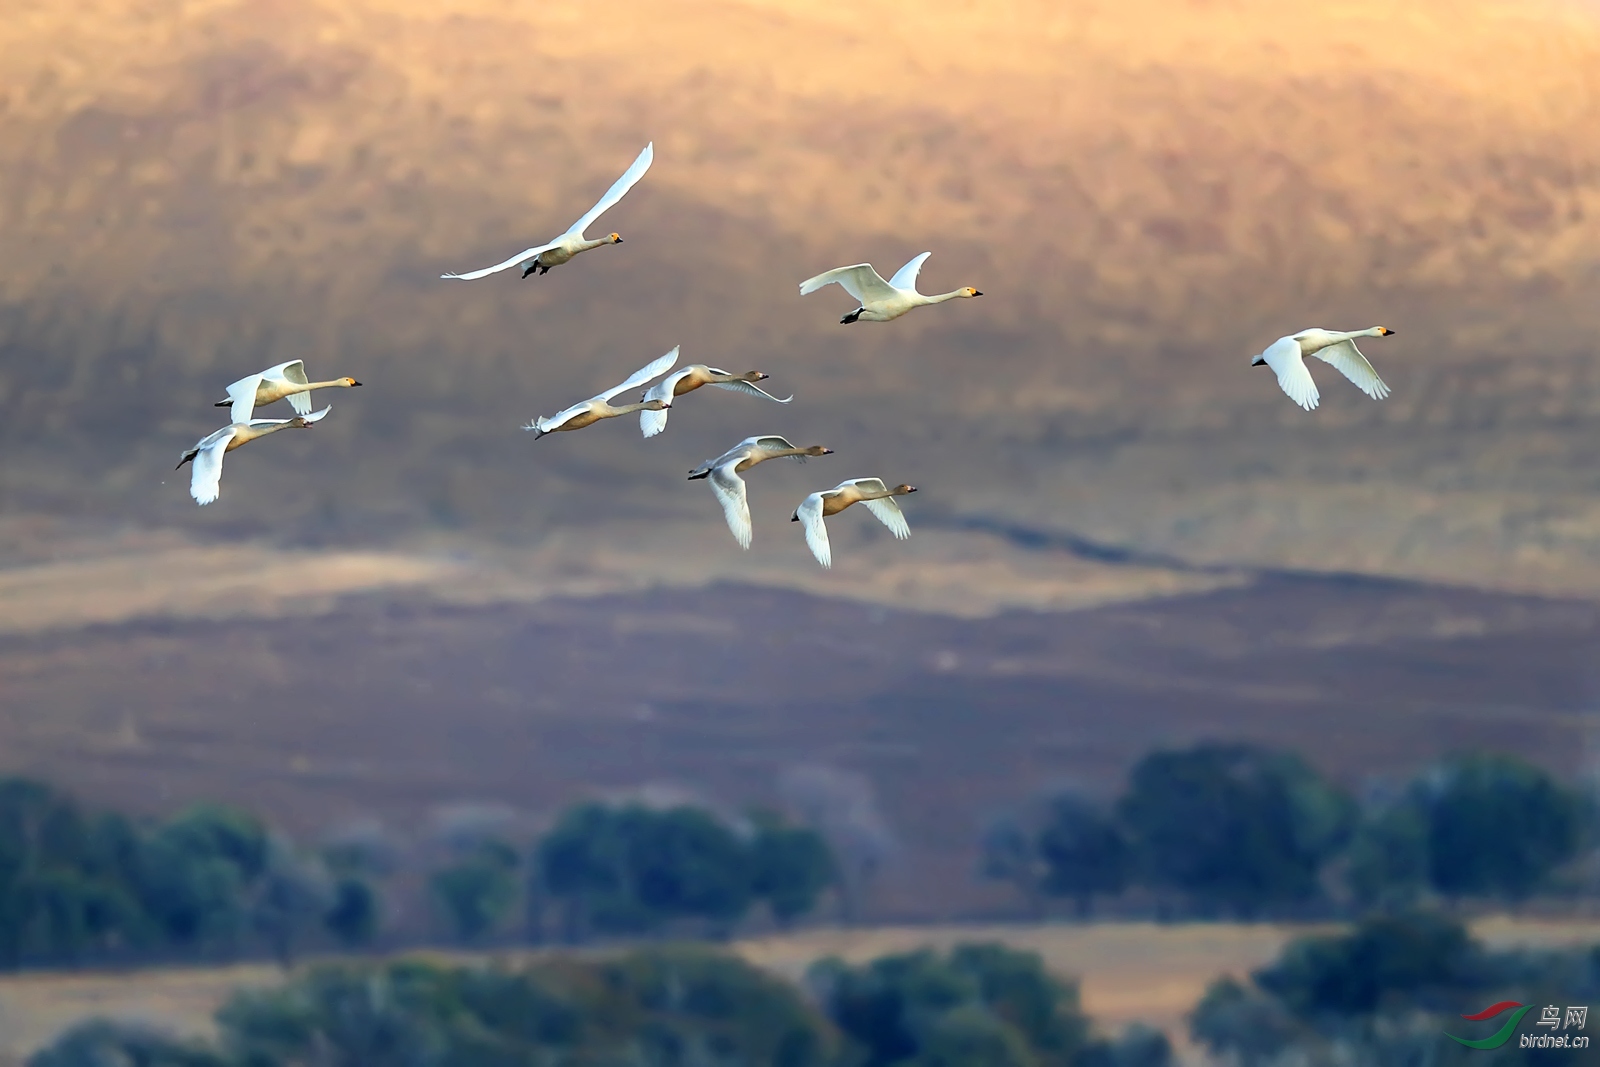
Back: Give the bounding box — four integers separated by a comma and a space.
639, 365, 792, 437
525, 347, 678, 438
217, 360, 361, 421
1251, 327, 1395, 411
799, 252, 981, 323
791, 478, 917, 568
177, 407, 331, 506
687, 435, 834, 548
441, 143, 654, 280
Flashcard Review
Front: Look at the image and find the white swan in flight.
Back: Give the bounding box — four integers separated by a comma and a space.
687, 435, 834, 548
799, 252, 981, 323
217, 360, 361, 421
441, 143, 653, 280
791, 478, 917, 568
177, 407, 331, 506
525, 347, 678, 439
639, 365, 792, 437
1252, 327, 1395, 410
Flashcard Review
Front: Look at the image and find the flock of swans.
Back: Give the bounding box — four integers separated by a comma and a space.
179, 141, 1398, 566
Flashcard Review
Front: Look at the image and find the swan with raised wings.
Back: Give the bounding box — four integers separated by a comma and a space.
1251, 327, 1396, 410
791, 478, 917, 568
525, 348, 678, 439
687, 435, 834, 548
441, 142, 653, 280
177, 407, 331, 506
639, 366, 792, 437
216, 360, 360, 421
799, 252, 981, 323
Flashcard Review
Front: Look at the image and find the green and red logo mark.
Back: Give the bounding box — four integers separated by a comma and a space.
1446, 1001, 1534, 1049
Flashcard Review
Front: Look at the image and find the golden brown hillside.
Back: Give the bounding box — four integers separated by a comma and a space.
2, 0, 1599, 595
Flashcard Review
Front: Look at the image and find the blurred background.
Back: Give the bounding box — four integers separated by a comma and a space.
3, 1, 1600, 1063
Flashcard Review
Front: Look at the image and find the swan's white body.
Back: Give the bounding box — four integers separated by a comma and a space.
218, 360, 360, 421
441, 143, 653, 280
799, 252, 981, 323
525, 348, 678, 438
639, 366, 792, 437
687, 435, 834, 548
177, 406, 331, 506
791, 478, 917, 568
1252, 327, 1395, 410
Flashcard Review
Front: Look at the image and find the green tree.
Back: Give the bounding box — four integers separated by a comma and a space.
430, 839, 518, 943
249, 839, 331, 966
810, 942, 1090, 1067
0, 778, 149, 966
1118, 744, 1355, 917
1188, 977, 1303, 1067
1419, 753, 1582, 901
323, 876, 380, 948
137, 804, 269, 954
980, 816, 1044, 917
1253, 911, 1473, 1016
1035, 794, 1128, 918
750, 811, 836, 923
1344, 802, 1429, 911
27, 1018, 226, 1067
219, 947, 835, 1067
535, 802, 756, 937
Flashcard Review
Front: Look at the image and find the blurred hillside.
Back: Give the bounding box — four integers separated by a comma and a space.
2, 0, 1600, 594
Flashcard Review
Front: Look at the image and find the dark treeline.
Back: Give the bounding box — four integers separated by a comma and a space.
33, 941, 1175, 1067
1189, 911, 1600, 1065
0, 780, 836, 970
3, 741, 1593, 970
33, 913, 1600, 1066
983, 744, 1594, 920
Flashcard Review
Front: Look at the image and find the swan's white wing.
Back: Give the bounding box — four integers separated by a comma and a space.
709, 380, 794, 403
263, 360, 313, 415
1312, 340, 1390, 400
749, 435, 798, 453
189, 430, 235, 506
299, 405, 332, 424
886, 252, 932, 294
640, 367, 689, 437
563, 142, 654, 238
598, 346, 680, 403
223, 374, 262, 423
639, 406, 670, 437
1261, 336, 1319, 411
861, 496, 911, 540
709, 463, 753, 549
441, 240, 561, 281
795, 493, 831, 568
798, 263, 896, 304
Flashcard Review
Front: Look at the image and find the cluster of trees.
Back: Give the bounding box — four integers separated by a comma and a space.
0, 779, 375, 968
441, 802, 838, 943
0, 777, 838, 969
32, 942, 1172, 1067
984, 744, 1591, 919
1190, 910, 1600, 1065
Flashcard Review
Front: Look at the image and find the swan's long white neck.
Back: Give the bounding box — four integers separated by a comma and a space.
921, 289, 970, 305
